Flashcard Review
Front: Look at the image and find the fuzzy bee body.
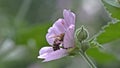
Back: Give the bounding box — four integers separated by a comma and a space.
52, 33, 64, 51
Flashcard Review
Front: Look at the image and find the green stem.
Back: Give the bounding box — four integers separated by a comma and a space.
79, 50, 97, 68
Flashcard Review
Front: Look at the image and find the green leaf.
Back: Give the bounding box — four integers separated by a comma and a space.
103, 0, 120, 8
102, 0, 120, 19
87, 48, 117, 63
93, 22, 120, 63
97, 22, 120, 44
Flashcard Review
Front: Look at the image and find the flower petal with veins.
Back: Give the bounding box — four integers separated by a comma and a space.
46, 19, 66, 45
38, 47, 68, 62
63, 9, 76, 25
63, 24, 75, 48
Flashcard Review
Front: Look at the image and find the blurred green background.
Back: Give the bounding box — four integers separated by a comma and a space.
0, 0, 120, 68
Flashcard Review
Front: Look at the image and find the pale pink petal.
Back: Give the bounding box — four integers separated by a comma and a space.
39, 47, 53, 55
63, 9, 76, 26
38, 47, 68, 62
48, 26, 59, 35
46, 31, 55, 45
48, 19, 66, 35
42, 49, 68, 62
53, 19, 66, 33
63, 24, 75, 48
46, 26, 60, 45
46, 19, 67, 45
38, 47, 54, 58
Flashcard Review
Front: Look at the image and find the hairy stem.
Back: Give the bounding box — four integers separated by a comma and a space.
79, 50, 97, 68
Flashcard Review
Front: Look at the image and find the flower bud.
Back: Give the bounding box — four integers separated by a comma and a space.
81, 41, 90, 52
75, 26, 89, 42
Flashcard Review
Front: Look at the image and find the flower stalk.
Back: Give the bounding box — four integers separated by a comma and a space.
75, 26, 97, 68
79, 50, 97, 68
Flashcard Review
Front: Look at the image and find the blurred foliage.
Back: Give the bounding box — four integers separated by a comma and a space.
0, 0, 22, 16
0, 0, 56, 23
15, 22, 52, 48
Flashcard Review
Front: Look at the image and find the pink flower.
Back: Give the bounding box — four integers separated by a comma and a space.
38, 9, 76, 62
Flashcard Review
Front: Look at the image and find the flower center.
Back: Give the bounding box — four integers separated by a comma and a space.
53, 33, 65, 51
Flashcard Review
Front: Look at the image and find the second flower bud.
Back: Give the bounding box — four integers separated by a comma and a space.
75, 26, 89, 42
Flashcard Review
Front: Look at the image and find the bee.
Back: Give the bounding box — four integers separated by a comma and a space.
52, 33, 65, 51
